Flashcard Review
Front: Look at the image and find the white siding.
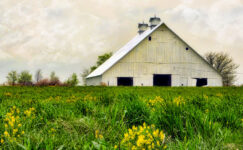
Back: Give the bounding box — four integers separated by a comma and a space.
101, 24, 222, 86
86, 76, 102, 86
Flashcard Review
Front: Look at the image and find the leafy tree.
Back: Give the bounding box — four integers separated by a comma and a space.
66, 73, 79, 86
6, 71, 18, 86
90, 52, 112, 72
82, 52, 112, 85
35, 69, 43, 83
18, 71, 32, 85
205, 52, 239, 86
96, 52, 113, 66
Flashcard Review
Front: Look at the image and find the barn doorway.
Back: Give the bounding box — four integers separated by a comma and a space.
153, 74, 171, 86
196, 78, 207, 87
117, 77, 133, 86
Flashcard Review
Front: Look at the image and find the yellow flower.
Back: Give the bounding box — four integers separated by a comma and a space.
21, 131, 25, 135
1, 139, 4, 144
114, 145, 118, 149
4, 124, 8, 128
163, 145, 167, 149
153, 129, 159, 137
160, 131, 165, 141
13, 129, 18, 134
4, 131, 9, 137
99, 135, 103, 139
18, 124, 22, 127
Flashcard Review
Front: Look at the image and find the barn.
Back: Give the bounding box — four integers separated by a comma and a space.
86, 17, 223, 86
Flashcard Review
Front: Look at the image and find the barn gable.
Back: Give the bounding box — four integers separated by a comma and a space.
87, 20, 222, 86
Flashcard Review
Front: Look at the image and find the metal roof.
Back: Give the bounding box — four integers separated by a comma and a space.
86, 22, 164, 78
86, 21, 222, 79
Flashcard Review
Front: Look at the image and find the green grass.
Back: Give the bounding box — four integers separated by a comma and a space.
0, 86, 242, 149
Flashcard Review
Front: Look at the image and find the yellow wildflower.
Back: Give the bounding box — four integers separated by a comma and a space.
1, 139, 4, 144
13, 129, 18, 134
4, 131, 9, 137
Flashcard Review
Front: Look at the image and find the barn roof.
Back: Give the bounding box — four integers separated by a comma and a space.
87, 22, 222, 78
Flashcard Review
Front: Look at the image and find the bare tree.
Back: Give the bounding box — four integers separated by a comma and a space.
35, 69, 43, 83
205, 52, 239, 86
50, 71, 60, 85
6, 71, 18, 86
81, 69, 90, 85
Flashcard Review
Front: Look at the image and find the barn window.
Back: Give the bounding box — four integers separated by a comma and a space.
196, 78, 207, 87
117, 77, 133, 86
186, 47, 189, 50
148, 36, 152, 41
153, 74, 171, 86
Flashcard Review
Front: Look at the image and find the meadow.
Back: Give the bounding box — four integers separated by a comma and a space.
0, 86, 242, 150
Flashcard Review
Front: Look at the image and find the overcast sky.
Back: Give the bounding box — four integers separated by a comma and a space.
0, 0, 242, 85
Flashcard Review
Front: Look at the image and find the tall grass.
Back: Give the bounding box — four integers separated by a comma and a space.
0, 86, 242, 149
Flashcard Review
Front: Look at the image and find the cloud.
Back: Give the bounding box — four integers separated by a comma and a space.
0, 0, 242, 84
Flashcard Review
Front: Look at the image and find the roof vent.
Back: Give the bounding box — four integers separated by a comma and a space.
138, 22, 149, 34
149, 16, 161, 29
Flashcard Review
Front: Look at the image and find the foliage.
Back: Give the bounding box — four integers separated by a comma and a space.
117, 123, 167, 150
6, 71, 18, 86
205, 52, 239, 86
65, 73, 79, 86
17, 71, 32, 85
90, 52, 113, 72
0, 87, 242, 149
82, 52, 112, 85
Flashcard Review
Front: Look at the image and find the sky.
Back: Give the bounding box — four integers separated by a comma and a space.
0, 0, 243, 85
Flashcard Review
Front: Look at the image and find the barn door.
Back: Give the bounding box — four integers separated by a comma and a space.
117, 77, 133, 86
153, 74, 171, 86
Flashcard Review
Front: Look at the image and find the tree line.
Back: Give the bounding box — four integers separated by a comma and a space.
6, 70, 79, 86
4, 51, 239, 86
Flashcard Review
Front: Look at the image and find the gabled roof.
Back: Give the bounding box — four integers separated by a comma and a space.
87, 22, 164, 78
87, 22, 222, 78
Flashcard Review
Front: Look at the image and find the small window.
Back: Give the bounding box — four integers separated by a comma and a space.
148, 36, 152, 41
186, 47, 189, 50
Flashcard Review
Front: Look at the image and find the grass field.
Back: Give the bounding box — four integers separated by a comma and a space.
0, 87, 242, 150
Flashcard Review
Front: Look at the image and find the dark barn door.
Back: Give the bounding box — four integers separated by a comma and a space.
153, 74, 171, 86
196, 78, 207, 87
117, 77, 133, 86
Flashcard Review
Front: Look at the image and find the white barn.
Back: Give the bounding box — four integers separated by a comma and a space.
86, 17, 222, 87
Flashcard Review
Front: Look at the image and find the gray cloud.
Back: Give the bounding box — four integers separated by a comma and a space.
0, 0, 242, 85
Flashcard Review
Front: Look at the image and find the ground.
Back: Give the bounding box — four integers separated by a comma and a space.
0, 86, 242, 149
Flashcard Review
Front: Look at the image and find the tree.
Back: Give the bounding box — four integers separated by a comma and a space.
66, 73, 79, 86
35, 69, 43, 83
90, 52, 112, 72
6, 71, 18, 86
18, 71, 32, 85
50, 71, 60, 85
81, 69, 90, 85
81, 52, 112, 85
205, 52, 239, 86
